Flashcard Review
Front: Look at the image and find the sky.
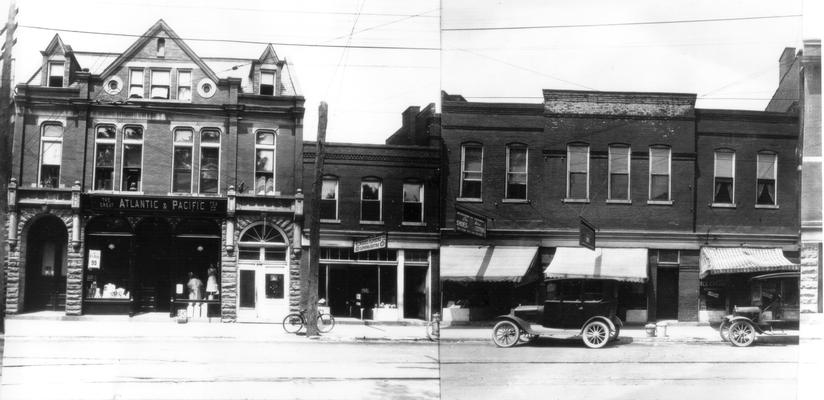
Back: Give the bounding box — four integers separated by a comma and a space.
1, 0, 822, 143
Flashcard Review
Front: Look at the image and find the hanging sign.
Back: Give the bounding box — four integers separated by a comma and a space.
456, 209, 486, 238
353, 233, 388, 253
579, 217, 596, 251
88, 250, 102, 270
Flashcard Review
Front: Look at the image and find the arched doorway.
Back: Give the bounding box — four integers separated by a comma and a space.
24, 215, 68, 312
236, 223, 290, 322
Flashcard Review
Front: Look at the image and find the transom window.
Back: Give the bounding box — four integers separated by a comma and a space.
39, 123, 63, 188
121, 126, 143, 192
260, 71, 276, 95
255, 130, 276, 195
320, 176, 339, 221
199, 129, 220, 194
177, 71, 192, 101
93, 125, 116, 190
460, 144, 483, 199
649, 146, 671, 201
48, 62, 64, 87
608, 145, 630, 200
713, 150, 735, 204
361, 178, 382, 222
506, 144, 528, 200
567, 144, 589, 200
129, 69, 144, 98
402, 181, 424, 223
172, 128, 194, 193
151, 70, 170, 99
238, 224, 288, 262
757, 152, 777, 206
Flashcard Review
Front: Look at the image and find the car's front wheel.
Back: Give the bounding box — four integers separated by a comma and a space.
582, 320, 610, 349
492, 320, 520, 348
728, 320, 756, 347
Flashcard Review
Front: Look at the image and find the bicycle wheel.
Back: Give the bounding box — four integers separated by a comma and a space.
317, 313, 336, 333
283, 313, 304, 334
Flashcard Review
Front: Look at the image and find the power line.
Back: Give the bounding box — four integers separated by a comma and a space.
323, 8, 439, 43
18, 25, 440, 51
442, 14, 802, 32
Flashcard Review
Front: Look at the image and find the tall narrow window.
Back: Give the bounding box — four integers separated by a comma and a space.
39, 124, 63, 188
151, 70, 170, 99
713, 150, 735, 204
260, 71, 276, 95
567, 144, 589, 200
172, 128, 194, 193
93, 126, 116, 190
361, 179, 382, 222
460, 144, 483, 199
177, 71, 192, 101
320, 177, 338, 220
403, 182, 424, 223
757, 152, 777, 206
609, 145, 630, 200
649, 146, 671, 201
199, 129, 220, 194
129, 69, 144, 98
506, 145, 528, 200
48, 63, 64, 87
255, 130, 276, 195
121, 126, 143, 192
157, 38, 166, 57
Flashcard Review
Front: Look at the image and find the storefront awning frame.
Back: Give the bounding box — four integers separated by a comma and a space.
440, 245, 539, 283
699, 247, 799, 279
544, 247, 648, 283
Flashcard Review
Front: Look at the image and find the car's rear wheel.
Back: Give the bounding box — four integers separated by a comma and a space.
492, 320, 520, 348
582, 320, 610, 349
610, 326, 621, 342
719, 320, 730, 342
728, 320, 756, 347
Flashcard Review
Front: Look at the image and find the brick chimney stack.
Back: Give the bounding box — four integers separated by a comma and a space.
779, 47, 797, 82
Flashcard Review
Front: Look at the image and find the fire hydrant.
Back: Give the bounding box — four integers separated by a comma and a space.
427, 313, 441, 341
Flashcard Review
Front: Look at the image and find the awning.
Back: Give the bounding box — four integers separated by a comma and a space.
545, 247, 648, 283
440, 246, 538, 282
699, 247, 799, 279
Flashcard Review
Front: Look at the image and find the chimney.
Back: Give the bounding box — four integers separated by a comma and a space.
778, 47, 797, 82
402, 106, 421, 144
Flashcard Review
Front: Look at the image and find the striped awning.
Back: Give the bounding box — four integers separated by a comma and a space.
440, 246, 538, 282
699, 247, 799, 279
545, 247, 648, 283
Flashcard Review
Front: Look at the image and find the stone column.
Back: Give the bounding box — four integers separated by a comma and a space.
65, 181, 83, 316
4, 179, 20, 314
800, 40, 822, 313
221, 190, 237, 322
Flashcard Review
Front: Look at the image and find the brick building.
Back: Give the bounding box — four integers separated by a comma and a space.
439, 89, 799, 324
301, 105, 441, 321
4, 20, 306, 323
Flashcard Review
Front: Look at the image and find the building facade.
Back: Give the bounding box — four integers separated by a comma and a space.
4, 20, 306, 323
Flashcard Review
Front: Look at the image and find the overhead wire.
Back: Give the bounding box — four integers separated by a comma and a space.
442, 14, 802, 31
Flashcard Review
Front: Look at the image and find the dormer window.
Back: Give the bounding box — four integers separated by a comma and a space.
157, 38, 166, 57
48, 62, 64, 87
260, 71, 276, 95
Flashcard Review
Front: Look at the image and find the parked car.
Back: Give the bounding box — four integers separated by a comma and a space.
719, 272, 800, 347
491, 279, 623, 349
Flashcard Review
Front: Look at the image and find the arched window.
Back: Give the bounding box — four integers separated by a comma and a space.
39, 123, 63, 188
238, 224, 288, 262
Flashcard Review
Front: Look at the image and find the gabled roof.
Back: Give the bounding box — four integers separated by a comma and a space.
98, 19, 219, 82
41, 34, 73, 56
257, 44, 280, 65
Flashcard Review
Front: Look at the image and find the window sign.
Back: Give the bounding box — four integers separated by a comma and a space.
88, 250, 101, 270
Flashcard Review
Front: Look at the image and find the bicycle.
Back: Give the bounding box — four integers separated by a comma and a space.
282, 308, 336, 334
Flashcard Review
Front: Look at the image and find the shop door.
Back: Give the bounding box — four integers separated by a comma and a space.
656, 267, 679, 320
24, 216, 68, 312
237, 265, 289, 322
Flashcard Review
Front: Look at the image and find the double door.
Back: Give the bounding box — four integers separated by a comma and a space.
237, 263, 290, 322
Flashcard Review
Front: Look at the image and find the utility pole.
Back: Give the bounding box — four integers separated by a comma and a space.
0, 0, 19, 334
304, 101, 328, 337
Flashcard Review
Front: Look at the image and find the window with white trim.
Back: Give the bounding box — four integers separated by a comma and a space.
713, 149, 735, 204
255, 130, 276, 195
93, 126, 116, 190
199, 129, 220, 194
649, 146, 671, 201
320, 176, 338, 220
567, 144, 589, 200
172, 128, 194, 193
361, 178, 382, 222
402, 181, 424, 222
756, 152, 777, 205
238, 224, 288, 262
608, 145, 630, 200
177, 71, 192, 101
39, 123, 63, 188
48, 62, 64, 87
150, 70, 170, 99
260, 71, 276, 95
129, 69, 144, 98
460, 144, 483, 199
506, 144, 528, 200
121, 126, 143, 191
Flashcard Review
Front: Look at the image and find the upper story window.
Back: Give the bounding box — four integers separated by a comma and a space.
320, 176, 339, 221
658, 250, 680, 264
403, 181, 424, 223
150, 70, 170, 99
260, 71, 276, 95
238, 224, 288, 263
172, 128, 194, 193
93, 126, 116, 190
649, 146, 671, 202
567, 144, 589, 200
713, 149, 735, 204
121, 126, 143, 192
199, 129, 220, 194
255, 130, 276, 195
39, 123, 63, 188
460, 144, 483, 199
48, 62, 64, 87
129, 69, 144, 98
757, 152, 777, 206
157, 38, 166, 57
506, 144, 528, 200
361, 178, 382, 222
177, 71, 192, 101
608, 145, 631, 201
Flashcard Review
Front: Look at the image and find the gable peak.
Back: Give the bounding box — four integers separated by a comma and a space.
258, 44, 280, 64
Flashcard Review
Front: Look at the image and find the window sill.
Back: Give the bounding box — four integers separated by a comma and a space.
563, 198, 589, 204
755, 204, 779, 209
710, 203, 736, 208
320, 219, 341, 224
647, 200, 674, 206
456, 197, 483, 203
401, 221, 426, 226
360, 220, 385, 225
501, 199, 529, 204
606, 199, 632, 204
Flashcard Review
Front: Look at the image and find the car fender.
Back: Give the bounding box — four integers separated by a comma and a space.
494, 314, 537, 335
725, 316, 765, 334
579, 316, 617, 336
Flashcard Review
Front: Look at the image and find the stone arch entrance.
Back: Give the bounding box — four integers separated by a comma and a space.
24, 215, 68, 312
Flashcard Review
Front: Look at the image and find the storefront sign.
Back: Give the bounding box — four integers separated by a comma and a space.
579, 217, 596, 250
354, 233, 388, 253
456, 210, 486, 238
82, 194, 227, 216
88, 250, 101, 270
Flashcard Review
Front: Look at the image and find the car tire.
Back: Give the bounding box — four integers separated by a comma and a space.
492, 320, 520, 348
728, 320, 756, 347
610, 326, 621, 342
719, 320, 730, 342
582, 320, 610, 349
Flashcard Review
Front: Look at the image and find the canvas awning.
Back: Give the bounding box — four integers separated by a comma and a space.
699, 247, 799, 279
545, 247, 648, 283
440, 246, 538, 282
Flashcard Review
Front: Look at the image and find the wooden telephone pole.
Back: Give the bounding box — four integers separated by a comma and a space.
304, 102, 328, 337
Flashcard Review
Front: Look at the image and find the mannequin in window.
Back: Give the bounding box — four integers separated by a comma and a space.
206, 265, 219, 300
187, 272, 203, 300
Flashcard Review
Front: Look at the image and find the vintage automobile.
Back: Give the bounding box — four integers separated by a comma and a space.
491, 279, 623, 349
719, 272, 800, 347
